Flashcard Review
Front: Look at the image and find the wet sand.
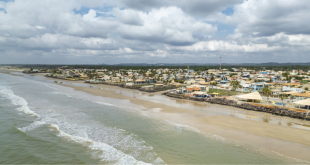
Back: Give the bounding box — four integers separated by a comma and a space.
0, 68, 24, 76
2, 70, 310, 162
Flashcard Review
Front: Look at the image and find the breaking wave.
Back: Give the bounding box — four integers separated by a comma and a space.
49, 124, 152, 165
0, 85, 39, 117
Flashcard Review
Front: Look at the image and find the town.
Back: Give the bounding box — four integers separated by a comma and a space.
19, 65, 310, 112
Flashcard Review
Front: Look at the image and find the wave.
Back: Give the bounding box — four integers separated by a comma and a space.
18, 121, 46, 132
0, 86, 39, 117
49, 91, 72, 98
49, 124, 153, 165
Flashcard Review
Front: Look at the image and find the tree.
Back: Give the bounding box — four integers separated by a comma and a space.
305, 87, 309, 91
280, 94, 285, 106
210, 74, 214, 81
291, 94, 295, 106
263, 85, 272, 105
231, 80, 240, 91
88, 73, 94, 80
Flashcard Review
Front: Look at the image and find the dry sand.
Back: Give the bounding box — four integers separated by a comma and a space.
2, 69, 310, 162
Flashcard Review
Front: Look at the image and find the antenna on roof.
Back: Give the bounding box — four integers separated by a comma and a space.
220, 56, 222, 71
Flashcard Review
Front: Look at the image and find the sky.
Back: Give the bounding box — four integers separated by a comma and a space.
0, 0, 310, 64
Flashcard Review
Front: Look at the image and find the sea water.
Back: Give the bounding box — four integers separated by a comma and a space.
0, 73, 305, 164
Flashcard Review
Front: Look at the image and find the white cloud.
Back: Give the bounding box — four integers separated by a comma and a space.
223, 0, 310, 36
117, 7, 217, 45
0, 0, 310, 63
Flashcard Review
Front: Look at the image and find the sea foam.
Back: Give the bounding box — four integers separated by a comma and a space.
49, 124, 152, 165
18, 121, 46, 132
0, 86, 39, 117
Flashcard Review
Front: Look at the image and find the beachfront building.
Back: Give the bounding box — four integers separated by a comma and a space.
249, 82, 267, 92
134, 79, 146, 84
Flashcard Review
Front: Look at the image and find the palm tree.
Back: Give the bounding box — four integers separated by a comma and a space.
280, 94, 285, 106
231, 80, 240, 91
291, 94, 295, 106
263, 85, 272, 105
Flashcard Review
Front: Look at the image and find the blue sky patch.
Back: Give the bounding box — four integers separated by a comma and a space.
221, 6, 234, 16
73, 4, 115, 17
215, 23, 235, 37
0, 8, 7, 14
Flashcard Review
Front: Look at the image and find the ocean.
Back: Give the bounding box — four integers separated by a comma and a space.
0, 73, 304, 164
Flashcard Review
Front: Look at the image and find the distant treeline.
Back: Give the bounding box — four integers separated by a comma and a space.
2, 64, 310, 71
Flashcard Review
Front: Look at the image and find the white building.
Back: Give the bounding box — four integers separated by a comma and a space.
282, 86, 304, 93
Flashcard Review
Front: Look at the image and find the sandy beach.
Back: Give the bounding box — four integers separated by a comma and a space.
2, 69, 310, 162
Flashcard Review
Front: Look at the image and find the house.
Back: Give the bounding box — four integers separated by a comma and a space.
184, 79, 195, 85
195, 78, 205, 84
134, 79, 146, 84
185, 86, 202, 93
242, 72, 250, 78
249, 82, 266, 92
282, 86, 304, 93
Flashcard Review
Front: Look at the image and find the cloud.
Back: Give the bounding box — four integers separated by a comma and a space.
119, 0, 242, 17
0, 0, 309, 64
113, 8, 144, 26
223, 0, 310, 37
116, 7, 217, 46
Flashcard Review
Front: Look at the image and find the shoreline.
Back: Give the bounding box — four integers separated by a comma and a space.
51, 79, 310, 162
2, 69, 310, 162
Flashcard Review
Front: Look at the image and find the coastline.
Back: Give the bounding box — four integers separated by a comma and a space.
2, 69, 310, 162
53, 79, 310, 162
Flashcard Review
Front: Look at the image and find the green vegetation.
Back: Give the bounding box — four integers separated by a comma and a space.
280, 94, 285, 106
229, 73, 237, 77
231, 80, 239, 91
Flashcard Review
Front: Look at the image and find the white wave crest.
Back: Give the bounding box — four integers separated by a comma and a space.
49, 124, 151, 165
18, 121, 46, 132
165, 120, 200, 133
93, 101, 114, 106
0, 85, 39, 117
49, 91, 72, 98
